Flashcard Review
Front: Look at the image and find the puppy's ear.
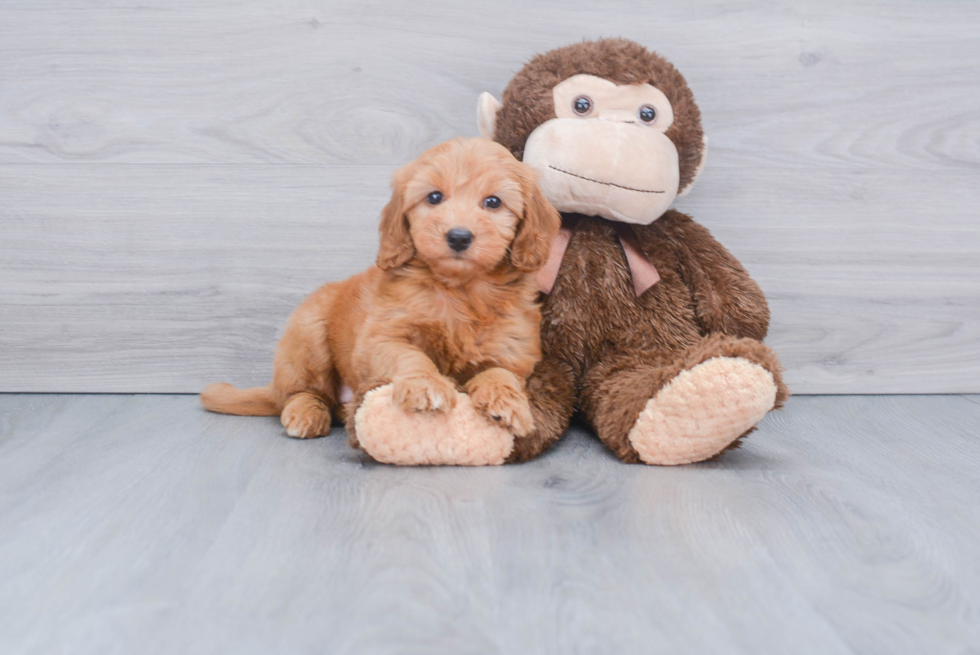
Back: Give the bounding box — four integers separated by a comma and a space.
510, 166, 561, 272
376, 168, 415, 270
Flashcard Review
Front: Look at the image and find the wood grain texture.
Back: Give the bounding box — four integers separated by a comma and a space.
1, 393, 980, 654
1, 0, 979, 393
2, 164, 978, 393
0, 0, 977, 170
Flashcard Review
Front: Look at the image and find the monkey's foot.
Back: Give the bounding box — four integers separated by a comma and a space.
353, 384, 515, 466
627, 357, 777, 465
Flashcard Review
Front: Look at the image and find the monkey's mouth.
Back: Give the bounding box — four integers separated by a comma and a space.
549, 166, 665, 194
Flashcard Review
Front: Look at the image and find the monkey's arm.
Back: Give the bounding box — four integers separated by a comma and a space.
642, 210, 770, 340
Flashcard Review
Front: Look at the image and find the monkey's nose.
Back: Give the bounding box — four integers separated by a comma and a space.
446, 228, 474, 252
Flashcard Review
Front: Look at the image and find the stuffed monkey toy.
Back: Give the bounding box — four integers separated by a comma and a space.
350, 38, 788, 465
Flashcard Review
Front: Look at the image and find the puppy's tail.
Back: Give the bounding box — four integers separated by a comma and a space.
201, 383, 279, 416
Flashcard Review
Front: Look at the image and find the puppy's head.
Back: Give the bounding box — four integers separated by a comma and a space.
376, 138, 560, 280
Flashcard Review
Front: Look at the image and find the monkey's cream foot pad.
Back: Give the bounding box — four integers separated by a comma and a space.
628, 357, 777, 466
354, 384, 515, 466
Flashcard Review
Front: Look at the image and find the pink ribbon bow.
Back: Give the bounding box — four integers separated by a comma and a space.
535, 225, 661, 297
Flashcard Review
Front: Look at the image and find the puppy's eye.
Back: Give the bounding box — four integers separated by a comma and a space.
638, 105, 657, 123
483, 196, 501, 209
426, 191, 443, 205
573, 96, 592, 115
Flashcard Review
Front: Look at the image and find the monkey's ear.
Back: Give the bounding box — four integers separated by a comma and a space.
477, 92, 503, 140
678, 135, 708, 198
376, 170, 415, 270
511, 168, 561, 272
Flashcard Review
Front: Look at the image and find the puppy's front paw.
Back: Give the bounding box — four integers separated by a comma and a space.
281, 393, 332, 439
393, 373, 458, 413
466, 375, 535, 437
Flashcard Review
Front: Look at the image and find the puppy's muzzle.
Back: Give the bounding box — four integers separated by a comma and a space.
446, 228, 474, 252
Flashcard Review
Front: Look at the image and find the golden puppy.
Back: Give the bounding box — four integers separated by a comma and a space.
201, 138, 560, 440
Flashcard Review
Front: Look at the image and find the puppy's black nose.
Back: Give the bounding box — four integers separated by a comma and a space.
446, 228, 474, 252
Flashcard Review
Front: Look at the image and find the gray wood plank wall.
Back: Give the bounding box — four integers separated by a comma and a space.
1, 1, 978, 393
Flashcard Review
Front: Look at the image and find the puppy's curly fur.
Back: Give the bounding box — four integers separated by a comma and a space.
202, 138, 560, 440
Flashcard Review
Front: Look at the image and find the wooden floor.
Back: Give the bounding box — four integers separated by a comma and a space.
1, 395, 979, 653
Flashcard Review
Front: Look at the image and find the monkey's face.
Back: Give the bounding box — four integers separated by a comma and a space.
517, 74, 682, 225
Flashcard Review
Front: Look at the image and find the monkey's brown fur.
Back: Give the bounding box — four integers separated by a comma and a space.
492, 39, 788, 463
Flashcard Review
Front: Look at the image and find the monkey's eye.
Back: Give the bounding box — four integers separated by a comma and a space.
483, 196, 501, 209
573, 96, 592, 115
426, 191, 443, 205
638, 105, 657, 123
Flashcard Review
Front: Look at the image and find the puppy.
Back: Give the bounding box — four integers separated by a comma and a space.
201, 138, 560, 441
